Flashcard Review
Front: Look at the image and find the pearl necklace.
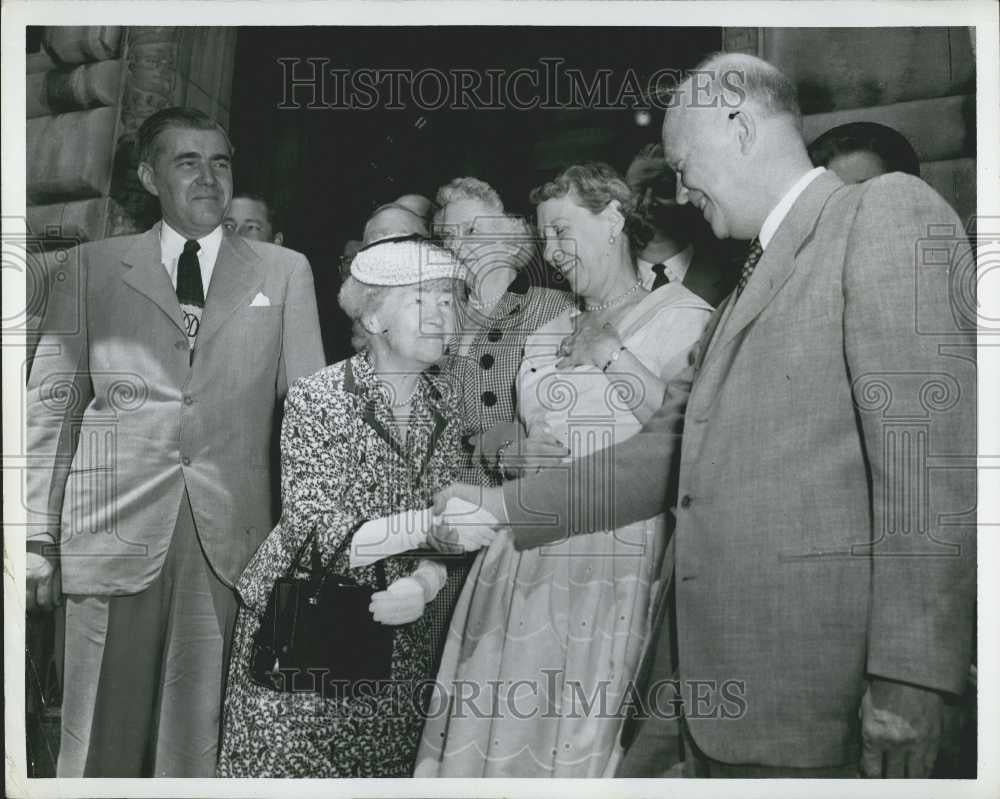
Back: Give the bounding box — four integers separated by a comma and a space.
584, 279, 643, 312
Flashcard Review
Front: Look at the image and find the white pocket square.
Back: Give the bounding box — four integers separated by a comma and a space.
249, 292, 271, 307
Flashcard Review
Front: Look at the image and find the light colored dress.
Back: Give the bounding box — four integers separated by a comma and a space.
416, 283, 712, 777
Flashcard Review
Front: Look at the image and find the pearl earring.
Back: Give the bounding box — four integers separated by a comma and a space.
609, 234, 616, 244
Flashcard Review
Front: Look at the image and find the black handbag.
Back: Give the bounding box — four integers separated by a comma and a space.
250, 524, 394, 698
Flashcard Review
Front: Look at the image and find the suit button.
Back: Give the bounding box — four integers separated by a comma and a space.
480, 354, 495, 370
680, 494, 692, 508
183, 395, 194, 405
487, 328, 502, 343
175, 340, 187, 351
482, 390, 497, 407
181, 456, 191, 466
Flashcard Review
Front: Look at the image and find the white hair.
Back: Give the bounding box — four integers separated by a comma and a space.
434, 177, 504, 219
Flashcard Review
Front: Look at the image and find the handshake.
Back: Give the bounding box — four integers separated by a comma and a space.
348, 485, 511, 569
366, 485, 510, 627
425, 487, 510, 555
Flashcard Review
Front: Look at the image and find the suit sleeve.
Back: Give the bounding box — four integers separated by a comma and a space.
843, 175, 976, 695
237, 380, 359, 611
277, 254, 325, 397
25, 245, 94, 546
507, 363, 694, 549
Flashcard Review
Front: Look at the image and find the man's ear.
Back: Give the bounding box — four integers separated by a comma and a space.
137, 162, 159, 198
272, 231, 284, 246
360, 312, 381, 335
733, 110, 757, 156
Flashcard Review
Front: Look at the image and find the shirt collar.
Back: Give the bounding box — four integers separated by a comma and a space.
638, 243, 694, 285
758, 167, 826, 250
159, 220, 224, 267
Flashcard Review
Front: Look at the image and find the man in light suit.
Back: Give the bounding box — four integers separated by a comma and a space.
436, 54, 975, 777
25, 107, 325, 776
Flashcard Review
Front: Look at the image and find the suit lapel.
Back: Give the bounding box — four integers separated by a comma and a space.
694, 295, 734, 370
196, 233, 265, 348
120, 224, 186, 336
701, 171, 843, 368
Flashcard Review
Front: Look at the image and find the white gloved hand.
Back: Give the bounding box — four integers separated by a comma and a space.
427, 497, 501, 554
369, 576, 425, 626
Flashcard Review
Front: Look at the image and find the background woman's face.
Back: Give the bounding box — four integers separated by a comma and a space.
536, 194, 609, 296
437, 198, 520, 285
436, 198, 496, 251
379, 283, 455, 366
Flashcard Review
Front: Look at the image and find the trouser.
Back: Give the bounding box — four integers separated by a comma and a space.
58, 489, 239, 777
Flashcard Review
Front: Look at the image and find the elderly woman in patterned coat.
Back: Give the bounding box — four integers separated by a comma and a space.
217, 238, 488, 778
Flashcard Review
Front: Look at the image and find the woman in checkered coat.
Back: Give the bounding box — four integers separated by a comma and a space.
422, 177, 574, 670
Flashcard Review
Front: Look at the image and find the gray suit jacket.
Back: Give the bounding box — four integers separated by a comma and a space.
505, 172, 976, 767
27, 224, 325, 593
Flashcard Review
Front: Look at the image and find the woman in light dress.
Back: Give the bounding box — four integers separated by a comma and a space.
416, 163, 712, 777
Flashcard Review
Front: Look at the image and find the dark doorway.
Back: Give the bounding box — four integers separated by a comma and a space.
228, 26, 721, 362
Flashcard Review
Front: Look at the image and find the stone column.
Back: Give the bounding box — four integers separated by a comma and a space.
108, 26, 237, 236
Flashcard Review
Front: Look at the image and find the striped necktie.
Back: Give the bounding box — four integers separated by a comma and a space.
734, 237, 763, 301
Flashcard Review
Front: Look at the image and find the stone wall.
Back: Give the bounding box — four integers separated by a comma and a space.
26, 26, 238, 245
723, 27, 977, 228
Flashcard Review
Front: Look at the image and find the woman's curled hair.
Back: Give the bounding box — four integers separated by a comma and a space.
529, 162, 654, 255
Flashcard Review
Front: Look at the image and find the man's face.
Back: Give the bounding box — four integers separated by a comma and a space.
139, 126, 233, 239
223, 197, 278, 243
662, 95, 745, 241
826, 150, 887, 185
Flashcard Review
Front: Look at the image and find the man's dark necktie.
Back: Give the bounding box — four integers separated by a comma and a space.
650, 262, 670, 291
176, 239, 204, 307
734, 237, 763, 301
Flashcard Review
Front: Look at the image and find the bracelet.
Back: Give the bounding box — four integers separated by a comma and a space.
601, 345, 628, 372
495, 438, 515, 478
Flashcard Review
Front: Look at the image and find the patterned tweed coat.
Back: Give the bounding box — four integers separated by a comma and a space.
217, 352, 462, 778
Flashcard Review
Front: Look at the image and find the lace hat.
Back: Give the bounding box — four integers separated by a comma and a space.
350, 234, 466, 286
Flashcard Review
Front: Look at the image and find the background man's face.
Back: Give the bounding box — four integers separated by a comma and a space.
826, 150, 888, 185
363, 207, 427, 245
224, 197, 276, 242
139, 127, 233, 239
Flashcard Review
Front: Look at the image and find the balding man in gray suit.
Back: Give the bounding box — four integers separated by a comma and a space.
436, 54, 975, 778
